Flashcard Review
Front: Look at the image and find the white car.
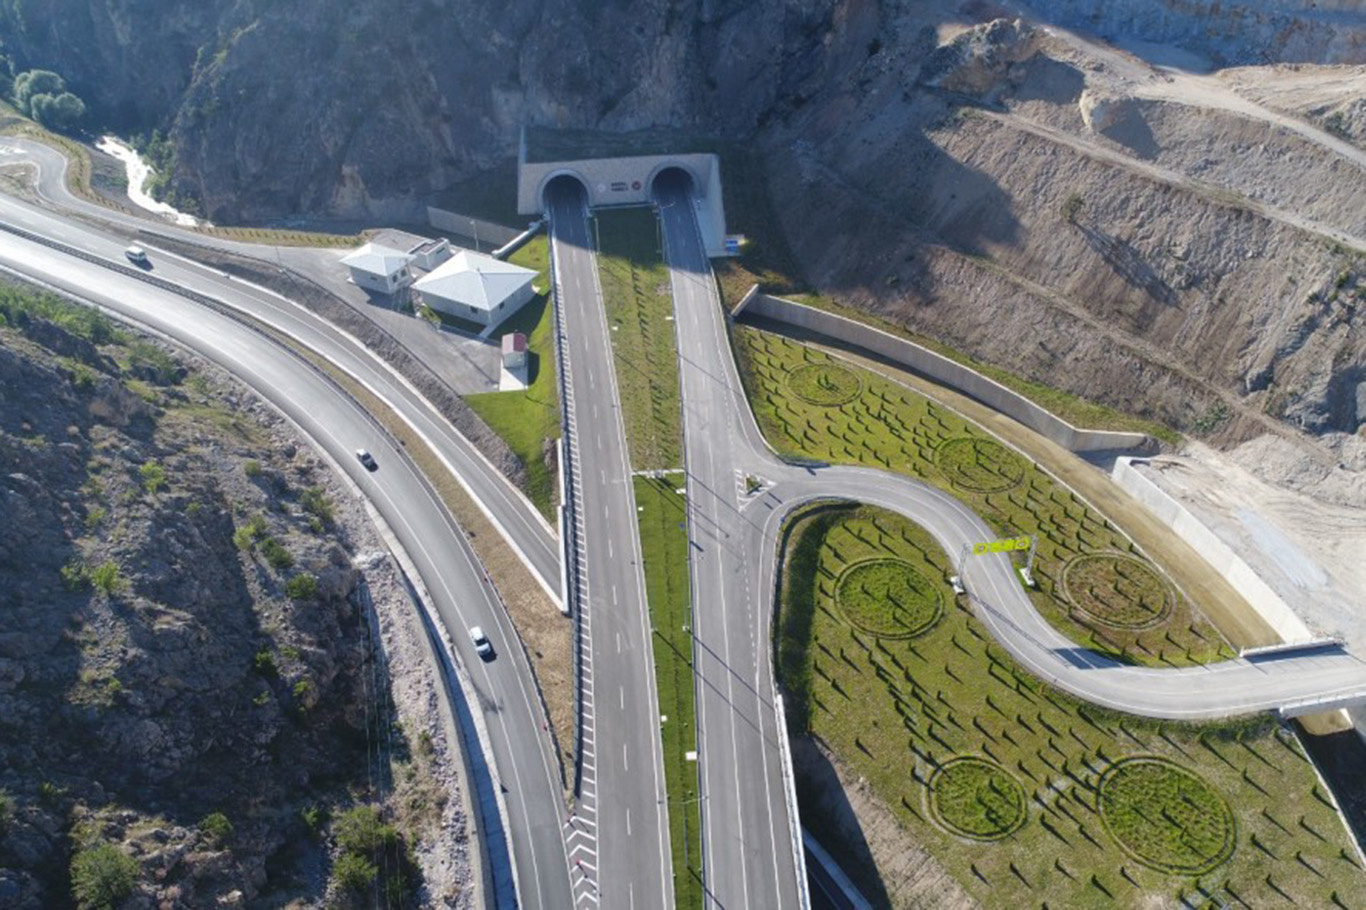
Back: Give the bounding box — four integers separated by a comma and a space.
950, 575, 966, 595
124, 245, 149, 266
469, 626, 494, 660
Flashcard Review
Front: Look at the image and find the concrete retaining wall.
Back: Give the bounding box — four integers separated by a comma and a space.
427, 206, 521, 250
1112, 457, 1315, 644
736, 292, 1151, 454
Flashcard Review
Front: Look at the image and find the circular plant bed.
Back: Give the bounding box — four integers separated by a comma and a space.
788, 363, 862, 406
928, 757, 1027, 841
1097, 757, 1235, 875
835, 558, 943, 639
1062, 553, 1174, 631
935, 437, 1025, 493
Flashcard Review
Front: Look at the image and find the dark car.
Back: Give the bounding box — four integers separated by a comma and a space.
355, 448, 378, 471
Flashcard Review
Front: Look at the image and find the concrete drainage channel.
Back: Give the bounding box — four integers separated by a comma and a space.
546, 214, 601, 907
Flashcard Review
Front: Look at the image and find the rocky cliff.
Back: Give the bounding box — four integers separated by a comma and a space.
1, 0, 1364, 457
0, 285, 461, 907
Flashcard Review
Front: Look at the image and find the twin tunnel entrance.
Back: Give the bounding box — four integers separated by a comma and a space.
541, 166, 696, 213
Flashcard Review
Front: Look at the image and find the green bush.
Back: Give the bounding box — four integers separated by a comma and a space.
60, 561, 90, 591
301, 803, 327, 836
70, 843, 138, 910
284, 573, 318, 601
334, 805, 397, 856
253, 650, 278, 679
299, 486, 334, 526
243, 460, 263, 478
198, 812, 234, 848
0, 789, 12, 829
332, 851, 378, 892
232, 513, 268, 550
261, 538, 294, 570
139, 461, 166, 494
89, 561, 125, 596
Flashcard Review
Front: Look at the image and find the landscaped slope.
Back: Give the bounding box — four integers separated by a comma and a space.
777, 502, 1365, 909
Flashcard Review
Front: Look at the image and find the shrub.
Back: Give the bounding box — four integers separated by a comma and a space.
253, 650, 278, 679
12, 69, 64, 114
292, 678, 314, 701
198, 812, 234, 848
89, 561, 125, 596
334, 805, 397, 856
284, 573, 319, 601
232, 513, 268, 550
70, 843, 138, 910
31, 91, 85, 131
60, 561, 90, 591
243, 460, 263, 478
139, 461, 166, 494
299, 486, 334, 526
0, 789, 12, 829
332, 851, 378, 892
261, 538, 294, 570
301, 803, 328, 836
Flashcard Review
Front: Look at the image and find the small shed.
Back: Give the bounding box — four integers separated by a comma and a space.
340, 242, 414, 295
414, 250, 538, 328
501, 333, 528, 370
371, 228, 452, 270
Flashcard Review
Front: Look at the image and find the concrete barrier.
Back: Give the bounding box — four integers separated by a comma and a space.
1112, 457, 1317, 644
733, 291, 1151, 454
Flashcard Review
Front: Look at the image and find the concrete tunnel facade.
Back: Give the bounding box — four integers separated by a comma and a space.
518, 151, 728, 256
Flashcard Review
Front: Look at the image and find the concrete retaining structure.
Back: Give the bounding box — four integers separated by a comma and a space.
427, 206, 520, 251
1112, 457, 1317, 644
734, 291, 1151, 455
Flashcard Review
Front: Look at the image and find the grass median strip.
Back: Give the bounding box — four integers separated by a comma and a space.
596, 207, 682, 471
634, 474, 703, 909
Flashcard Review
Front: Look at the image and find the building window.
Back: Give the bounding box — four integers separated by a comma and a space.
469, 306, 478, 314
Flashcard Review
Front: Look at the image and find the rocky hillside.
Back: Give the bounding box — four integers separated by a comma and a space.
0, 286, 466, 907
1, 0, 1363, 465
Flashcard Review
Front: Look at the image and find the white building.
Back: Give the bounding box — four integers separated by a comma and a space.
371, 228, 452, 270
340, 242, 414, 295
415, 250, 537, 328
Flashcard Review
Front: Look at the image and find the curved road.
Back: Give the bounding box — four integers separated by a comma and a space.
654, 172, 1366, 908
0, 180, 571, 909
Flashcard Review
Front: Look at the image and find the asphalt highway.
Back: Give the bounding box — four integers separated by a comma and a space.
0, 137, 561, 605
0, 191, 572, 909
655, 171, 1366, 908
546, 180, 673, 909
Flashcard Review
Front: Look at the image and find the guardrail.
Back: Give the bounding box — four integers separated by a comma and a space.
1240, 638, 1344, 660
546, 215, 590, 798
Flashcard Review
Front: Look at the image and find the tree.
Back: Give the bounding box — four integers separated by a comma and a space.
12, 68, 64, 114
332, 851, 378, 892
70, 843, 138, 910
31, 91, 85, 131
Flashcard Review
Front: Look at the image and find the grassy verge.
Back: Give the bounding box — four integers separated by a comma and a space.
464, 235, 560, 519
635, 475, 703, 908
777, 502, 1365, 909
596, 207, 682, 471
735, 326, 1233, 668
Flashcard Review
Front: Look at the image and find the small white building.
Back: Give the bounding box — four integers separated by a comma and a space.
341, 242, 414, 295
371, 228, 452, 270
415, 250, 537, 328
502, 332, 528, 370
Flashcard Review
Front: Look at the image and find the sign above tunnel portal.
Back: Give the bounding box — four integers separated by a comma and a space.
518, 145, 729, 256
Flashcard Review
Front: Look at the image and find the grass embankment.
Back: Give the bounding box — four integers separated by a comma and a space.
736, 327, 1232, 668
635, 475, 703, 908
709, 144, 1178, 443
596, 207, 682, 471
777, 503, 1365, 909
464, 236, 560, 519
